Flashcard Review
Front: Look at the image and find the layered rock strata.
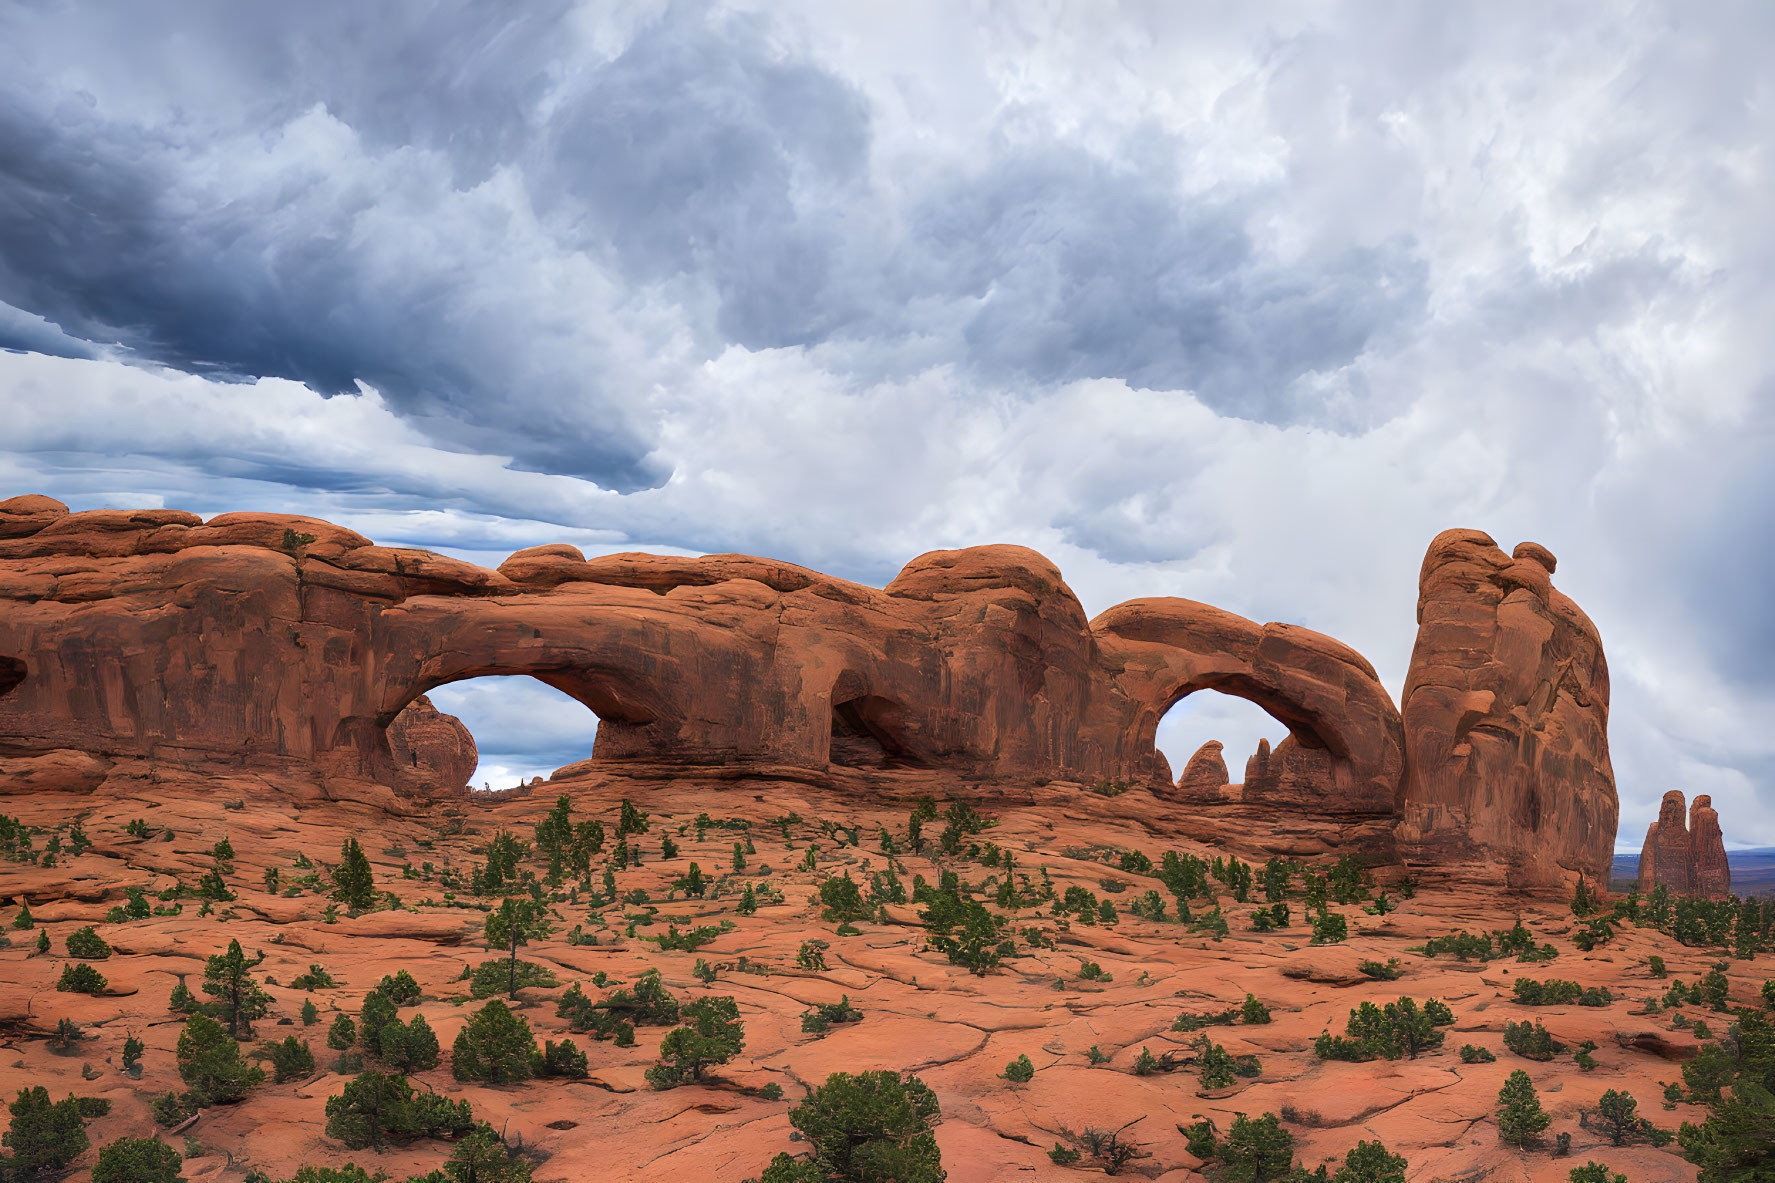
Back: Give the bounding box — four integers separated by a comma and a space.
1395, 531, 1617, 890
1639, 789, 1731, 899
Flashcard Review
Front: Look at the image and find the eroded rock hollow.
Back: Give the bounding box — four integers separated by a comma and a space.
0, 496, 1618, 891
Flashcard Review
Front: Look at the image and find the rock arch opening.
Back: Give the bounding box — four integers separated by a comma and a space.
0, 656, 23, 700
1156, 688, 1292, 801
406, 676, 602, 794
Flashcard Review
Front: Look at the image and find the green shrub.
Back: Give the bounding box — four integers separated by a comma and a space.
256, 1035, 315, 1083
535, 1038, 588, 1079
3, 1086, 90, 1175
65, 926, 111, 959
799, 996, 862, 1037
376, 970, 421, 1005
753, 1070, 942, 1183
1567, 1164, 1627, 1183
1311, 910, 1348, 945
379, 1015, 440, 1073
646, 996, 745, 1089
818, 874, 868, 923
1460, 1044, 1496, 1063
323, 1070, 472, 1150
468, 958, 558, 999
1000, 1054, 1034, 1084
1503, 1020, 1564, 1061
149, 1092, 194, 1127
91, 1136, 183, 1183
57, 963, 108, 994
1314, 998, 1448, 1061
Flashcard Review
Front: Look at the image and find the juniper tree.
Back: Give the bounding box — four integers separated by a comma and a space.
1497, 1069, 1551, 1147
360, 991, 398, 1057
484, 897, 555, 997
330, 837, 377, 912
202, 939, 271, 1038
57, 962, 108, 994
1331, 1140, 1408, 1183
1566, 1165, 1627, 1183
257, 1035, 316, 1083
176, 1013, 263, 1104
452, 999, 537, 1084
323, 1069, 413, 1151
1221, 1112, 1296, 1183
646, 996, 745, 1088
327, 1014, 357, 1067
617, 799, 649, 837
3, 1087, 89, 1176
534, 795, 576, 880
759, 1070, 943, 1183
381, 1014, 440, 1073
442, 1121, 535, 1183
376, 970, 421, 1005
1596, 1089, 1652, 1146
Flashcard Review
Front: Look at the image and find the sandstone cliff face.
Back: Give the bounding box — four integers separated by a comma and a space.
1396, 531, 1617, 891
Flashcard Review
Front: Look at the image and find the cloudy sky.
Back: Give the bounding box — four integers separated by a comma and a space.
1, 1, 1769, 846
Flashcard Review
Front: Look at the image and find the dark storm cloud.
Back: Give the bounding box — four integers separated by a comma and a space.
898, 147, 1426, 421
0, 0, 1431, 496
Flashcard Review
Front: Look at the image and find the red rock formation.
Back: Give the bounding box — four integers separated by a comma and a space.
1396, 532, 1617, 891
1638, 790, 1692, 895
0, 502, 1405, 812
1688, 794, 1732, 900
1169, 740, 1231, 801
1636, 790, 1732, 900
385, 695, 478, 797
0, 496, 1624, 890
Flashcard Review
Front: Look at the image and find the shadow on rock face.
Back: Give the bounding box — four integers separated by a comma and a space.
0, 656, 23, 699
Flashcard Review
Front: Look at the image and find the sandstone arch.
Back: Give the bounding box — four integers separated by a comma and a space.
1090, 597, 1405, 818
0, 495, 1620, 890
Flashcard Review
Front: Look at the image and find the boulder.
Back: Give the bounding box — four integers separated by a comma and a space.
385, 695, 478, 796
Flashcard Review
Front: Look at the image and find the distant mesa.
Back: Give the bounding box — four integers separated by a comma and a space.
1639, 788, 1732, 900
0, 494, 1618, 894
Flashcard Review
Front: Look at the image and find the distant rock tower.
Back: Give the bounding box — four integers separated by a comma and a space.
1637, 789, 1731, 900
1689, 795, 1732, 899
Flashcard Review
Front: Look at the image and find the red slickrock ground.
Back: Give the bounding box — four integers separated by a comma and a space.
0, 773, 1731, 1183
